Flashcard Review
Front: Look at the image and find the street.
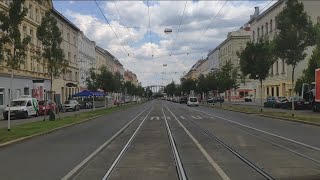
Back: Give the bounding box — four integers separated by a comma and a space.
0, 100, 319, 180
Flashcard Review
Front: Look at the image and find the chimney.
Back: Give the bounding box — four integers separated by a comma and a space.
254, 6, 260, 17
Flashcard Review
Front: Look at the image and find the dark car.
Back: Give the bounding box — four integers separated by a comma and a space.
207, 97, 214, 103
180, 96, 188, 104
282, 96, 312, 110
264, 96, 286, 108
213, 97, 224, 103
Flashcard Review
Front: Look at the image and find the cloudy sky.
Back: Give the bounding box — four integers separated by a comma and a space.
53, 0, 276, 87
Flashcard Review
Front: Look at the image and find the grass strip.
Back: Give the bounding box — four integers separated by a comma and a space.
0, 103, 141, 144
206, 104, 320, 125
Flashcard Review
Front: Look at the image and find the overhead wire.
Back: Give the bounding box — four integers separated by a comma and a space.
146, 0, 154, 59
169, 1, 188, 56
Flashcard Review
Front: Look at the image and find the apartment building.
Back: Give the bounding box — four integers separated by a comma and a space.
249, 0, 320, 99
95, 46, 115, 74
207, 48, 220, 72
0, 0, 53, 111
183, 59, 206, 80
78, 31, 96, 91
113, 59, 125, 77
124, 70, 139, 87
51, 9, 80, 104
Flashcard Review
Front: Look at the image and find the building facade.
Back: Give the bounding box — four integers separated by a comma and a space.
124, 70, 139, 87
114, 59, 125, 77
51, 9, 80, 104
95, 46, 115, 74
207, 48, 220, 72
249, 1, 320, 99
0, 0, 53, 111
78, 31, 96, 90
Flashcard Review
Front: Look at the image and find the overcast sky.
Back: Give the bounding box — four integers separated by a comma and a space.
53, 0, 276, 87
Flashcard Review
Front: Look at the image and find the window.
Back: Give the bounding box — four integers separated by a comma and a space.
29, 4, 33, 19
265, 22, 268, 35
0, 88, 4, 106
75, 72, 78, 81
73, 36, 76, 45
23, 26, 27, 39
282, 59, 285, 74
27, 101, 32, 107
68, 52, 71, 61
261, 25, 264, 36
252, 30, 255, 42
276, 60, 279, 74
257, 27, 260, 38
67, 33, 70, 42
37, 63, 40, 72
24, 87, 29, 95
270, 19, 273, 32
69, 71, 72, 80
275, 16, 278, 29
74, 55, 76, 63
35, 8, 39, 22
30, 57, 33, 71
30, 28, 34, 44
16, 89, 21, 98
270, 64, 273, 76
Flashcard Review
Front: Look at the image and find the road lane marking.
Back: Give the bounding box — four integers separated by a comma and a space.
61, 104, 152, 180
164, 104, 230, 180
180, 116, 186, 119
150, 116, 160, 120
102, 108, 153, 180
194, 108, 320, 152
191, 115, 202, 119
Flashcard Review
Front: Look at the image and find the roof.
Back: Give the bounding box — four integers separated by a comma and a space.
248, 0, 284, 23
51, 8, 80, 31
96, 46, 115, 59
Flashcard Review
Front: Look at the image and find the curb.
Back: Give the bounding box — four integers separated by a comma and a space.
202, 104, 320, 127
0, 103, 141, 148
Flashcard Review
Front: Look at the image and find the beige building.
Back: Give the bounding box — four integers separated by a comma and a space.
114, 59, 125, 77
95, 46, 115, 74
124, 70, 139, 87
248, 1, 320, 99
0, 0, 53, 111
183, 59, 206, 80
51, 9, 80, 104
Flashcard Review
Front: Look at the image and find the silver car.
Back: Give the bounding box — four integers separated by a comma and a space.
63, 100, 80, 111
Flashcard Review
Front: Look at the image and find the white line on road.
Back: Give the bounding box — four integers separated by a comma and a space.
180, 116, 186, 119
61, 104, 152, 180
164, 104, 230, 180
191, 115, 202, 119
194, 108, 320, 152
150, 116, 160, 120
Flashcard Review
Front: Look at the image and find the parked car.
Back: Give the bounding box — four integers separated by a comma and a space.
187, 97, 199, 106
213, 97, 224, 103
282, 96, 312, 110
79, 101, 93, 109
244, 95, 253, 102
38, 100, 58, 115
63, 100, 80, 111
264, 96, 287, 108
180, 96, 188, 104
3, 96, 39, 120
207, 97, 214, 103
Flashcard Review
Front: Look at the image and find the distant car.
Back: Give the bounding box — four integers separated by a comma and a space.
264, 96, 287, 108
187, 97, 199, 106
180, 96, 188, 104
282, 96, 312, 110
63, 100, 80, 111
244, 95, 253, 102
207, 97, 214, 103
38, 100, 58, 115
213, 97, 224, 103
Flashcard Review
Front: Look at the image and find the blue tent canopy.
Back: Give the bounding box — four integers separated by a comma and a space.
72, 90, 105, 97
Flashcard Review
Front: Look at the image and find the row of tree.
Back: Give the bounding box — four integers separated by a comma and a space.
85, 66, 145, 96
164, 61, 238, 98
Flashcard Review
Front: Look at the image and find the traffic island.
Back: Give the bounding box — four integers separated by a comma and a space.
202, 104, 320, 126
0, 102, 143, 147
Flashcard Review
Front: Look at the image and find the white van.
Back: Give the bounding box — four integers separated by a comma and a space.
187, 97, 199, 106
2, 95, 39, 119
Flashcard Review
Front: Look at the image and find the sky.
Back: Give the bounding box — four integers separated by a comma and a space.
52, 0, 276, 87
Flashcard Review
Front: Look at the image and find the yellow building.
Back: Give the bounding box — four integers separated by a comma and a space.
51, 9, 80, 104
95, 46, 115, 74
249, 1, 320, 99
0, 0, 53, 110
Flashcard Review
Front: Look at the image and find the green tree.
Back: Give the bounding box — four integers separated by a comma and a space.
165, 81, 176, 96
86, 68, 98, 91
273, 0, 315, 115
113, 71, 123, 93
238, 41, 275, 111
174, 84, 182, 96
180, 78, 197, 95
97, 66, 114, 93
197, 74, 209, 98
0, 0, 31, 130
37, 12, 67, 104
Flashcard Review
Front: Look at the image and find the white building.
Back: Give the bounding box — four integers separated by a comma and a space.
207, 48, 220, 72
78, 31, 96, 90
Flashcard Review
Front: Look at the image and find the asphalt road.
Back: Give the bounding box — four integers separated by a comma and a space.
0, 100, 319, 180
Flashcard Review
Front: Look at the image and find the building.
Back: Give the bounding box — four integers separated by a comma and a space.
124, 70, 139, 87
183, 59, 206, 80
51, 9, 80, 104
248, 1, 320, 99
95, 46, 115, 74
207, 48, 220, 72
196, 58, 210, 77
113, 59, 125, 77
78, 31, 96, 91
0, 0, 53, 111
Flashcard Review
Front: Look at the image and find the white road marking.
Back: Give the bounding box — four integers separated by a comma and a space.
166, 116, 171, 120
61, 105, 152, 180
164, 104, 230, 180
191, 115, 202, 119
180, 116, 186, 119
150, 116, 160, 120
194, 108, 320, 152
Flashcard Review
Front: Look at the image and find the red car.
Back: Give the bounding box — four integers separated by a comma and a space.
38, 100, 58, 115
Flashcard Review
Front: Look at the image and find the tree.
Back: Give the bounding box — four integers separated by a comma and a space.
37, 12, 67, 107
113, 71, 123, 93
165, 81, 176, 96
174, 84, 182, 96
197, 74, 209, 100
86, 68, 98, 91
181, 78, 197, 95
238, 40, 275, 111
97, 66, 114, 93
0, 0, 31, 130
273, 0, 315, 115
